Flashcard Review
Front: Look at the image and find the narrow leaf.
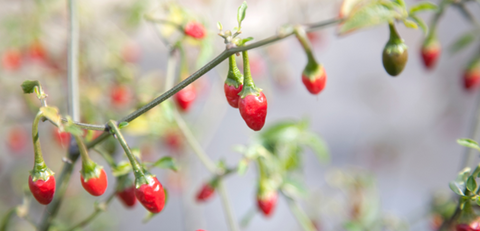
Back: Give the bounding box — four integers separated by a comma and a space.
409, 15, 428, 34
457, 138, 480, 151
217, 22, 223, 31
467, 176, 477, 192
449, 33, 476, 55
403, 19, 418, 29
449, 181, 465, 196
153, 157, 178, 172
409, 2, 438, 14
237, 1, 248, 27
301, 132, 329, 163
339, 3, 400, 34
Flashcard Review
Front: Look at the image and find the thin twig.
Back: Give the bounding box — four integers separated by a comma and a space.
38, 0, 80, 229
283, 193, 316, 231
66, 192, 116, 231
217, 181, 240, 231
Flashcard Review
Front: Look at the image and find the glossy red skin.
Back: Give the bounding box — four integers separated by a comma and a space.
464, 69, 480, 90
29, 41, 47, 61
81, 169, 108, 196
117, 185, 137, 208
53, 129, 71, 147
184, 22, 206, 39
456, 223, 480, 231
135, 176, 166, 213
2, 49, 22, 70
196, 183, 215, 202
29, 175, 56, 205
421, 46, 440, 70
239, 92, 267, 131
111, 85, 131, 106
175, 84, 196, 112
7, 128, 28, 153
257, 191, 278, 217
302, 66, 327, 95
224, 83, 243, 108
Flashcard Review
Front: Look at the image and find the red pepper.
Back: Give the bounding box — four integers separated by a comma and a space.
238, 51, 267, 131
117, 184, 137, 208
196, 183, 215, 202
29, 175, 56, 205
135, 175, 166, 213
421, 38, 440, 70
302, 64, 327, 95
463, 57, 480, 90
81, 168, 108, 196
174, 84, 196, 112
257, 191, 278, 217
224, 55, 244, 108
184, 21, 206, 39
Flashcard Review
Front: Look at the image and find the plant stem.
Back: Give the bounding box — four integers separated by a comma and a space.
67, 0, 79, 121
284, 194, 316, 231
39, 0, 80, 229
117, 18, 341, 124
32, 111, 47, 171
172, 109, 217, 173
217, 181, 240, 231
107, 120, 147, 184
66, 192, 116, 231
294, 26, 317, 65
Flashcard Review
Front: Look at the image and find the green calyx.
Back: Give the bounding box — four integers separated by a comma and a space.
30, 110, 54, 182
257, 178, 277, 198
467, 56, 480, 71
238, 50, 262, 98
225, 55, 244, 88
303, 61, 323, 81
458, 200, 478, 224
80, 160, 104, 182
383, 23, 408, 76
30, 165, 54, 182
135, 172, 153, 188
423, 33, 440, 50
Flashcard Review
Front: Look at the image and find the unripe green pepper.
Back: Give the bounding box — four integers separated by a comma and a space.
382, 23, 408, 76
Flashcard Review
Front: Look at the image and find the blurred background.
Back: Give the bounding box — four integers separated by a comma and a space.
0, 0, 479, 230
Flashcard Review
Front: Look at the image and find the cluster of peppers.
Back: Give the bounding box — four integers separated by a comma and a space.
28, 109, 166, 214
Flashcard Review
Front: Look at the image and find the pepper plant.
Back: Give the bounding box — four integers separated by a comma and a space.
0, 0, 479, 230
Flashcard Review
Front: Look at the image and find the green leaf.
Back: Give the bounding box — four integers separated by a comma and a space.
392, 0, 406, 8
449, 181, 465, 196
457, 138, 480, 151
467, 176, 477, 192
450, 33, 476, 55
409, 15, 428, 34
409, 2, 438, 14
476, 196, 480, 206
40, 106, 61, 126
237, 1, 248, 27
339, 2, 401, 34
237, 37, 254, 46
237, 159, 248, 175
118, 122, 129, 129
153, 157, 178, 172
21, 80, 40, 94
301, 132, 329, 163
403, 19, 418, 29
112, 161, 132, 177
217, 22, 222, 31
